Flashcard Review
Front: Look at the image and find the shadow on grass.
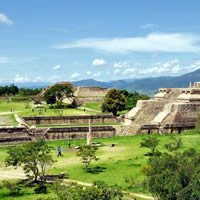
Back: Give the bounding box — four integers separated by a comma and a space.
87, 166, 107, 174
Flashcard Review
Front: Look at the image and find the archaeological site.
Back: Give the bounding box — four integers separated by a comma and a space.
124, 82, 200, 134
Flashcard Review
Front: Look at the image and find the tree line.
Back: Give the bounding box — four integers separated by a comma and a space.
0, 84, 42, 96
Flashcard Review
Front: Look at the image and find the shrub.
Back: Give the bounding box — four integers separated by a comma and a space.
11, 96, 32, 102
1, 179, 22, 196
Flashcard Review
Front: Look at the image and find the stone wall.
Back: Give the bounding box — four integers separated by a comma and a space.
76, 97, 104, 105
0, 127, 31, 142
44, 126, 115, 140
23, 115, 118, 125
140, 123, 195, 135
74, 87, 109, 97
0, 125, 116, 143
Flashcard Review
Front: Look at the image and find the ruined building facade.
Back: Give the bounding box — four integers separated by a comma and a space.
124, 82, 200, 134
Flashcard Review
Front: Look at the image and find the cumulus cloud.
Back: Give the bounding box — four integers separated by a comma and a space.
86, 71, 101, 78
0, 57, 11, 63
113, 62, 130, 68
114, 69, 120, 74
14, 74, 43, 83
122, 68, 137, 75
71, 72, 80, 79
92, 59, 106, 66
14, 74, 30, 82
52, 65, 61, 70
0, 13, 13, 25
54, 33, 200, 53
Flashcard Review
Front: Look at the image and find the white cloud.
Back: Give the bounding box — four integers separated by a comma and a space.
71, 72, 80, 79
54, 33, 200, 53
113, 62, 130, 68
123, 68, 137, 75
14, 74, 43, 83
0, 13, 13, 25
141, 24, 157, 29
52, 65, 61, 70
114, 69, 120, 74
86, 71, 101, 78
0, 57, 11, 63
14, 74, 30, 82
92, 59, 106, 66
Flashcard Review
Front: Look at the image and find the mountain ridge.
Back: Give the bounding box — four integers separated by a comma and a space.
1, 69, 200, 95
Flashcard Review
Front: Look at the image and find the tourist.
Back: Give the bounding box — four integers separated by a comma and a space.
68, 140, 71, 148
57, 146, 62, 157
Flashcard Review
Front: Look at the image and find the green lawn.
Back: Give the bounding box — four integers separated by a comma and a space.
83, 102, 130, 115
0, 130, 200, 199
0, 100, 97, 117
0, 115, 18, 126
83, 102, 102, 111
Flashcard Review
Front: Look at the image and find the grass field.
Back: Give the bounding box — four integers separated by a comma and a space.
0, 100, 97, 118
0, 115, 18, 126
0, 130, 199, 199
83, 102, 129, 115
83, 102, 102, 111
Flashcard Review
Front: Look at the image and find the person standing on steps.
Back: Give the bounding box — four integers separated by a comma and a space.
57, 146, 62, 157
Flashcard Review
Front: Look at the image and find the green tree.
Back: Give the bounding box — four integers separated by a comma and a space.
52, 180, 123, 200
43, 89, 56, 105
77, 145, 99, 171
141, 138, 200, 200
43, 84, 74, 108
164, 136, 182, 152
140, 137, 160, 156
5, 139, 54, 182
120, 90, 149, 110
102, 89, 127, 116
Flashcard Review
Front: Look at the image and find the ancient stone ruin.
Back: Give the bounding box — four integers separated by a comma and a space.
39, 81, 109, 105
124, 82, 200, 134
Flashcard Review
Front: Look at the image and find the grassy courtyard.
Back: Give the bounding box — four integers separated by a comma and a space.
0, 130, 199, 199
0, 100, 98, 119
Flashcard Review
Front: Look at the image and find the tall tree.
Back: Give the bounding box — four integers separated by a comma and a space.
43, 84, 74, 107
5, 139, 54, 182
102, 89, 127, 116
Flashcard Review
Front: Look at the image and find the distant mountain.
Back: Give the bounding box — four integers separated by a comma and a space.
73, 69, 200, 95
1, 68, 200, 95
72, 79, 111, 88
0, 82, 50, 89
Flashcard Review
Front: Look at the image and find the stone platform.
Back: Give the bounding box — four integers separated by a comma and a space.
124, 82, 200, 134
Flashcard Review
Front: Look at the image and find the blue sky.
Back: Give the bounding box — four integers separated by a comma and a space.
1, 0, 200, 83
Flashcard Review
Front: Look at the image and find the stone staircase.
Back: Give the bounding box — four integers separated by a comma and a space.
152, 103, 173, 125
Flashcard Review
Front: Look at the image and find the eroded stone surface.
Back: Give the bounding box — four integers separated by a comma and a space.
124, 82, 200, 134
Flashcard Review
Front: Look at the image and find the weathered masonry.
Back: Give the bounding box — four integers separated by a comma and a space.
123, 82, 200, 134
23, 115, 119, 125
0, 126, 116, 143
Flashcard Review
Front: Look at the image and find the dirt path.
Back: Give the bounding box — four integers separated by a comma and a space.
0, 168, 154, 200
64, 179, 154, 200
0, 111, 21, 116
0, 167, 26, 180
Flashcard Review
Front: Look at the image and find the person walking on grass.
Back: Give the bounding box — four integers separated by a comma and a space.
68, 140, 71, 148
57, 146, 62, 157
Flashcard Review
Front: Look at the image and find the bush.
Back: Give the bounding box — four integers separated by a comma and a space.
11, 96, 32, 102
34, 184, 47, 194
1, 179, 22, 196
34, 97, 42, 105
